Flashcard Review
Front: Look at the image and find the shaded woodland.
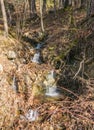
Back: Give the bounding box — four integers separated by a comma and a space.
0, 0, 94, 129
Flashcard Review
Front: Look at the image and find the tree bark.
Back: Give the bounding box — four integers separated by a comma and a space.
59, 0, 64, 8
40, 0, 45, 32
0, 0, 8, 37
81, 0, 85, 7
60, 0, 65, 8
64, 0, 69, 8
42, 0, 46, 13
53, 0, 56, 15
87, 0, 94, 17
28, 0, 36, 17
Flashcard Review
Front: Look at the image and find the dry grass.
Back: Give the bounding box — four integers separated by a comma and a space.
0, 65, 94, 129
0, 5, 94, 130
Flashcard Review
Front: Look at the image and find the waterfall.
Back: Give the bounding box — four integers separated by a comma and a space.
35, 42, 45, 50
45, 86, 59, 97
31, 52, 41, 63
26, 109, 38, 121
35, 43, 42, 50
45, 70, 59, 97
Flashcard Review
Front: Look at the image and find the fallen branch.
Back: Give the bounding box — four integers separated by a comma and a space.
60, 86, 79, 99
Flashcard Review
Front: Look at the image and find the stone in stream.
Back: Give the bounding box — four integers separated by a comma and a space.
7, 50, 17, 60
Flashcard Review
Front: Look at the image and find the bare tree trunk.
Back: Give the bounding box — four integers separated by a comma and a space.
69, 0, 72, 6
0, 0, 8, 37
31, 0, 36, 14
42, 0, 46, 13
40, 0, 45, 32
72, 0, 75, 7
58, 0, 64, 8
81, 0, 85, 7
76, 0, 81, 8
53, 0, 56, 15
71, 0, 84, 9
87, 0, 94, 17
64, 0, 69, 8
5, 1, 15, 26
28, 0, 36, 17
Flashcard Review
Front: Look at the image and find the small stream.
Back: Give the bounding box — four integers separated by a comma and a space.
31, 43, 44, 64
12, 41, 60, 122
44, 70, 60, 97
45, 86, 59, 97
31, 52, 41, 64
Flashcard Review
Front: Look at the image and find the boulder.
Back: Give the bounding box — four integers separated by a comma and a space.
7, 50, 17, 60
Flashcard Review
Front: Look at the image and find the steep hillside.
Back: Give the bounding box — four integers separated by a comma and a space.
0, 8, 94, 130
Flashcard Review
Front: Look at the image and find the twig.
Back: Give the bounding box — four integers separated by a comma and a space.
60, 86, 79, 99
73, 59, 84, 79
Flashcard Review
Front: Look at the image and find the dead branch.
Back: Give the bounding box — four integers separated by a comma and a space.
73, 59, 84, 79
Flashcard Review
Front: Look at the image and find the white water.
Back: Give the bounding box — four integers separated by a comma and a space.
35, 43, 42, 50
45, 86, 59, 97
47, 70, 55, 80
35, 43, 44, 50
31, 52, 40, 63
26, 109, 38, 121
45, 70, 59, 97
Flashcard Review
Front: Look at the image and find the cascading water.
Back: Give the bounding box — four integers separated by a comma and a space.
45, 86, 59, 97
47, 70, 55, 79
31, 52, 41, 64
35, 43, 42, 50
45, 70, 59, 97
35, 42, 45, 50
25, 109, 38, 121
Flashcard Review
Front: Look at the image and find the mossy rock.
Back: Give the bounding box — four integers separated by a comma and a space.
32, 83, 45, 96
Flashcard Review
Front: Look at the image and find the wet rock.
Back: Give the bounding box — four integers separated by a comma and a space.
7, 50, 17, 60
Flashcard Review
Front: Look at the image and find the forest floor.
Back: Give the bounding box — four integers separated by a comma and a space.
0, 8, 94, 130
